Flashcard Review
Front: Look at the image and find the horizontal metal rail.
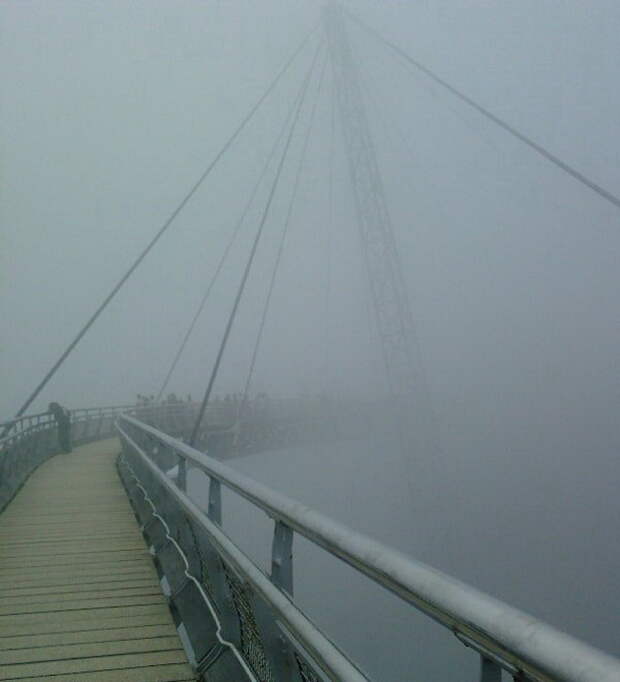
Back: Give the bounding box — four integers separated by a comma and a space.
117, 413, 620, 682
0, 404, 178, 511
0, 403, 150, 513
1, 405, 134, 445
0, 412, 55, 445
0, 410, 50, 427
118, 423, 368, 681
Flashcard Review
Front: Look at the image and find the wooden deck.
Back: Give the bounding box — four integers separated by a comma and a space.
0, 438, 195, 682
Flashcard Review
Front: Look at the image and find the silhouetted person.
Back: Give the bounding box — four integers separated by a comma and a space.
48, 402, 72, 453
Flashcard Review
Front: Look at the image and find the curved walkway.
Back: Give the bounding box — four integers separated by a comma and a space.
0, 438, 194, 682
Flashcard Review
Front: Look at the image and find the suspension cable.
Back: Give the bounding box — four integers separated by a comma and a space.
156, 73, 311, 402
239, 51, 329, 416
5, 26, 317, 429
322, 66, 336, 395
189, 42, 324, 447
346, 8, 620, 212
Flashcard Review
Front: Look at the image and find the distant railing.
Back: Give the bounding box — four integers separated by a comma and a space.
116, 413, 620, 682
0, 412, 58, 513
71, 405, 136, 445
117, 412, 367, 682
0, 401, 209, 514
0, 399, 228, 512
0, 404, 137, 513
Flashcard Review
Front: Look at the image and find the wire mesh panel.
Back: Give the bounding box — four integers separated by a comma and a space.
72, 419, 86, 443
223, 563, 276, 682
0, 418, 58, 512
0, 402, 193, 513
295, 652, 323, 682
119, 448, 247, 679
180, 513, 211, 591
116, 411, 620, 682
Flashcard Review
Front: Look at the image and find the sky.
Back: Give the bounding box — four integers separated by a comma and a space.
2, 0, 619, 674
0, 0, 620, 416
1, 0, 619, 433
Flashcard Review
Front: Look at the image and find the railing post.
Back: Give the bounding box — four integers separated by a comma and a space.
271, 520, 293, 596
480, 656, 502, 681
177, 455, 187, 492
207, 477, 221, 526
96, 408, 104, 438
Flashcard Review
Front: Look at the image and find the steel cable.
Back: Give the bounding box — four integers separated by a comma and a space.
156, 70, 316, 402
189, 42, 324, 446
239, 51, 329, 416
322, 67, 336, 395
346, 8, 620, 212
5, 25, 318, 430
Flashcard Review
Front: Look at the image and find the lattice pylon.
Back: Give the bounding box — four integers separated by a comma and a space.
324, 2, 438, 460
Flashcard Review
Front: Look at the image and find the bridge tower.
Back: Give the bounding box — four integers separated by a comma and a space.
324, 3, 436, 456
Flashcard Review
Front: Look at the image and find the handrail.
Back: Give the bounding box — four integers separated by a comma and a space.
0, 404, 139, 513
70, 404, 137, 414
1, 405, 133, 442
117, 412, 620, 681
0, 411, 50, 427
118, 421, 368, 682
0, 412, 55, 446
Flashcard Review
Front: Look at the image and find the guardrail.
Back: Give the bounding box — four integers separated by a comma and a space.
0, 412, 59, 513
0, 400, 213, 513
0, 400, 230, 516
0, 405, 138, 513
116, 413, 620, 682
71, 405, 136, 445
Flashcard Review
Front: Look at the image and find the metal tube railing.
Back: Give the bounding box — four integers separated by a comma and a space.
117, 412, 620, 682
119, 423, 368, 682
0, 404, 146, 512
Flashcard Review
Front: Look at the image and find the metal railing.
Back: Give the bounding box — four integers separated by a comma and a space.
116, 413, 620, 682
0, 404, 140, 513
0, 412, 59, 513
0, 400, 227, 515
71, 404, 136, 445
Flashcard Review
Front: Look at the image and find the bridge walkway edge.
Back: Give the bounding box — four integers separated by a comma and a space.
0, 437, 195, 682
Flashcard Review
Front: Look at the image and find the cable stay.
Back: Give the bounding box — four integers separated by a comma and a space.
321, 67, 337, 395
358, 59, 498, 172
156, 66, 317, 402
189, 41, 324, 447
346, 8, 620, 212
3, 25, 318, 432
238, 50, 329, 420
333, 65, 392, 401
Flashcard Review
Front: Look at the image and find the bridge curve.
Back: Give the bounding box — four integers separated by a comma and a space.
0, 436, 194, 681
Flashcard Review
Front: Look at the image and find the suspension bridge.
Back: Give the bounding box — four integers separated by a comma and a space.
2, 3, 619, 681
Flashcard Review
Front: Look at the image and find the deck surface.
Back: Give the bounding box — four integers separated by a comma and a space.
0, 438, 195, 681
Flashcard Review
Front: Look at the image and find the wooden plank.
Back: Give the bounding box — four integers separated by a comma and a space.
0, 635, 183, 664
1, 522, 138, 532
0, 576, 157, 597
0, 649, 188, 679
1, 527, 143, 541
0, 585, 162, 608
0, 593, 165, 617
0, 563, 156, 585
0, 541, 146, 559
0, 612, 174, 638
0, 557, 152, 576
0, 548, 151, 569
13, 663, 196, 682
0, 623, 177, 651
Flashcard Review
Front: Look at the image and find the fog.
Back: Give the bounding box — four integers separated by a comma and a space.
2, 0, 619, 676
